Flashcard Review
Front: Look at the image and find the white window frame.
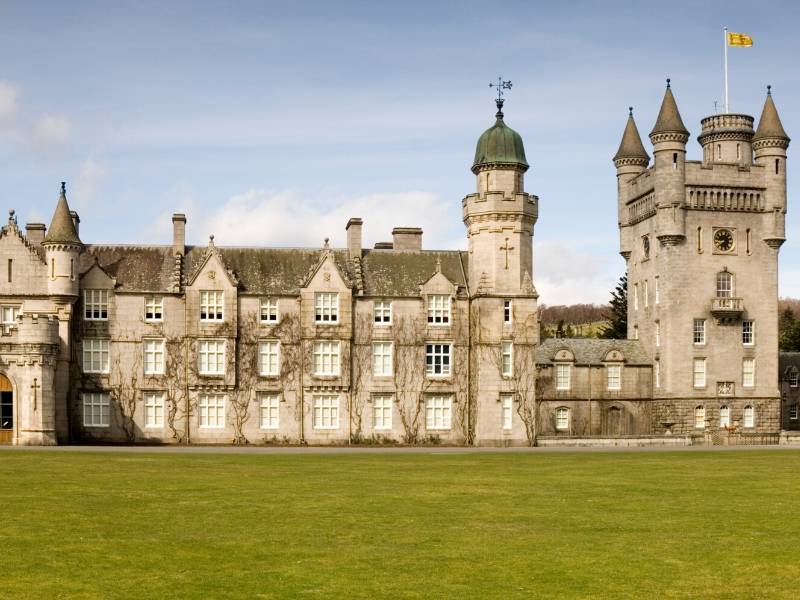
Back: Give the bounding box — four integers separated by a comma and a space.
426, 295, 451, 325
313, 341, 340, 376
372, 342, 393, 377
503, 300, 512, 324
555, 407, 570, 430
144, 295, 163, 322
742, 358, 755, 388
1, 305, 19, 333
144, 392, 165, 428
655, 276, 660, 305
501, 394, 513, 430
790, 370, 799, 388
199, 393, 226, 428
789, 404, 799, 421
313, 394, 339, 429
314, 292, 339, 324
82, 392, 110, 427
693, 358, 706, 388
742, 320, 755, 346
425, 395, 452, 430
716, 272, 733, 298
373, 300, 392, 325
143, 338, 165, 375
743, 405, 755, 428
259, 394, 280, 430
84, 289, 109, 321
200, 290, 224, 322
719, 405, 731, 428
82, 339, 110, 374
555, 363, 571, 391
607, 364, 622, 391
259, 341, 280, 377
425, 343, 451, 377
693, 319, 706, 345
260, 298, 279, 323
372, 395, 393, 430
501, 341, 513, 377
198, 339, 226, 376
694, 405, 706, 429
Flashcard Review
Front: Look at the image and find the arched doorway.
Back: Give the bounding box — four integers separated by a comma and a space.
0, 374, 13, 444
607, 406, 622, 436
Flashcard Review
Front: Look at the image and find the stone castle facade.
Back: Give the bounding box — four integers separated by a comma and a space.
0, 83, 796, 446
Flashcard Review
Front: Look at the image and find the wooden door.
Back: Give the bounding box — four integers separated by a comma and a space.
0, 374, 12, 444
607, 406, 621, 436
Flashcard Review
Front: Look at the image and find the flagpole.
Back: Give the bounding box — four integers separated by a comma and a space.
723, 27, 729, 113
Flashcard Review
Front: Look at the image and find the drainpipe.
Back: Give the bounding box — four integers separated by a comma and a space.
298, 296, 305, 444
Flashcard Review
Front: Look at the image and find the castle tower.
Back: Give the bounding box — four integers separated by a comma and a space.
464, 95, 539, 445
617, 81, 788, 437
43, 182, 82, 298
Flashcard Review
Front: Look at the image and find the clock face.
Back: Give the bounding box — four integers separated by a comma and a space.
714, 228, 734, 252
642, 236, 650, 259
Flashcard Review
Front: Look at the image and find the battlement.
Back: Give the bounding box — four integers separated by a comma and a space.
462, 191, 538, 223
16, 313, 61, 345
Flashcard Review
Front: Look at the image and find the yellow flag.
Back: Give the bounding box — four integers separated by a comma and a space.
727, 31, 753, 46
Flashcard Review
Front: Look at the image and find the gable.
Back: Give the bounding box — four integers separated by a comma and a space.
80, 263, 116, 289
187, 250, 238, 290
304, 253, 350, 292
420, 270, 457, 296
0, 226, 48, 296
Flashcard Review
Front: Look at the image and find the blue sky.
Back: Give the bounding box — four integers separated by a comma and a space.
1, 0, 798, 304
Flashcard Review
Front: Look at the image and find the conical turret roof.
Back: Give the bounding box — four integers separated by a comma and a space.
754, 87, 790, 143
650, 80, 689, 138
43, 182, 82, 246
613, 108, 650, 163
472, 100, 529, 173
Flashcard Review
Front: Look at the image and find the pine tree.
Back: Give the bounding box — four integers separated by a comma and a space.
779, 307, 800, 352
600, 274, 627, 339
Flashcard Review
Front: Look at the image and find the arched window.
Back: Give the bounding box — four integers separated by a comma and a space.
719, 405, 730, 428
555, 407, 570, 431
716, 271, 733, 298
743, 405, 755, 428
694, 405, 706, 429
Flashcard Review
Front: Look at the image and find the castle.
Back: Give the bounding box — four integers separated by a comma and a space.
1, 82, 797, 446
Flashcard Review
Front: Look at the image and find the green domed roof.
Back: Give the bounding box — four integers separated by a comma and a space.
472, 101, 529, 173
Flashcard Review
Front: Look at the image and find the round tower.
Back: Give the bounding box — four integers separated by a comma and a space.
42, 182, 83, 298
613, 107, 650, 183
698, 113, 755, 165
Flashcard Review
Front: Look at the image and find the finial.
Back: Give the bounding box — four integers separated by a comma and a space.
435, 256, 442, 273
60, 181, 66, 195
666, 78, 671, 89
209, 234, 215, 246
324, 237, 330, 249
489, 77, 512, 119
767, 84, 772, 96
628, 106, 633, 117
8, 209, 14, 218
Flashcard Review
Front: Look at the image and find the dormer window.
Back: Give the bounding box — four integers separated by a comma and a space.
260, 298, 279, 323
314, 292, 339, 323
789, 370, 799, 388
200, 291, 224, 321
374, 300, 392, 325
427, 295, 450, 325
84, 290, 109, 321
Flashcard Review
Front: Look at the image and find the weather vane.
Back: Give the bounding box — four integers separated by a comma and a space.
489, 77, 512, 103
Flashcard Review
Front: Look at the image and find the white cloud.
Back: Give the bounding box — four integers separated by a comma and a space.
31, 114, 71, 150
533, 240, 616, 305
73, 155, 107, 209
0, 81, 20, 120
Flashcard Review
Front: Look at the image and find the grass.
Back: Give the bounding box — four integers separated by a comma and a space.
2, 449, 799, 599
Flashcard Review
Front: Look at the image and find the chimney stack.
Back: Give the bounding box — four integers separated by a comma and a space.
346, 217, 363, 261
172, 213, 186, 256
392, 227, 423, 251
69, 211, 80, 236
26, 223, 46, 245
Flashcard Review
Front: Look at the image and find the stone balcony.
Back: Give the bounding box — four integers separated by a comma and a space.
711, 297, 744, 322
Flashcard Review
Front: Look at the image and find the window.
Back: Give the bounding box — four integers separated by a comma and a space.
501, 394, 513, 430
643, 280, 649, 308
313, 395, 339, 429
83, 339, 110, 374
694, 406, 706, 429
743, 358, 755, 388
143, 339, 165, 375
259, 341, 280, 376
84, 289, 109, 320
1, 305, 19, 333
746, 229, 751, 255
427, 295, 451, 325
654, 359, 661, 388
372, 342, 393, 377
260, 298, 279, 323
693, 319, 706, 345
7, 258, 11, 282
633, 325, 639, 340
693, 358, 706, 388
556, 364, 571, 391
790, 404, 799, 421
373, 395, 392, 430
501, 342, 513, 377
425, 343, 451, 377
742, 320, 754, 345
720, 405, 731, 427
82, 392, 110, 427
790, 370, 799, 388
607, 364, 622, 391
655, 276, 660, 304
743, 405, 755, 428
144, 392, 164, 428
655, 321, 660, 347
313, 341, 340, 376
633, 283, 639, 310
716, 272, 733, 298
145, 295, 163, 322
503, 300, 512, 324
259, 394, 280, 429
199, 394, 225, 428
200, 291, 224, 321
314, 292, 339, 323
374, 300, 392, 324
425, 396, 452, 430
198, 340, 226, 375
697, 226, 703, 253
555, 407, 570, 430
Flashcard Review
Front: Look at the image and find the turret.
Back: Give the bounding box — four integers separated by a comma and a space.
698, 113, 754, 166
649, 79, 689, 245
613, 107, 650, 181
471, 98, 529, 195
42, 182, 82, 298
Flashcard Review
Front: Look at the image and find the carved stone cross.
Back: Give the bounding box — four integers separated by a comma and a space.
31, 378, 40, 412
499, 237, 514, 270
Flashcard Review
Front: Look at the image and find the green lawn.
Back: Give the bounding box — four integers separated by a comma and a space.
1, 449, 799, 599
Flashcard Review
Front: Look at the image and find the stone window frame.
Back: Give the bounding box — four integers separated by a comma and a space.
260, 298, 280, 324
501, 341, 513, 378
314, 292, 339, 324
500, 393, 514, 430
312, 341, 340, 377
199, 290, 224, 322
742, 320, 755, 346
312, 394, 339, 430
84, 289, 109, 321
789, 369, 799, 388
82, 392, 110, 428
82, 338, 110, 374
555, 406, 570, 431
143, 391, 165, 429
716, 271, 734, 298
143, 338, 166, 375
425, 342, 452, 378
258, 340, 280, 377
789, 404, 799, 421
742, 358, 756, 388
606, 364, 622, 391
372, 341, 393, 377
144, 295, 164, 322
426, 294, 451, 326
372, 394, 393, 430
198, 393, 226, 429
373, 300, 392, 325
694, 405, 706, 429
503, 299, 512, 324
425, 395, 452, 431
259, 393, 280, 430
1, 305, 20, 333
743, 405, 755, 428
555, 363, 571, 391
693, 319, 707, 345
197, 339, 226, 376
693, 357, 707, 389
719, 405, 731, 428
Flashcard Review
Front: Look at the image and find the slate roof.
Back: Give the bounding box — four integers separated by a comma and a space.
81, 244, 470, 297
613, 110, 650, 163
779, 352, 800, 377
650, 83, 689, 138
754, 91, 790, 143
43, 190, 82, 246
536, 338, 652, 366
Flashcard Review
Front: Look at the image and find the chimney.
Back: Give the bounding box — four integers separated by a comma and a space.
172, 213, 186, 256
392, 227, 423, 251
69, 211, 80, 236
26, 223, 46, 245
346, 217, 363, 261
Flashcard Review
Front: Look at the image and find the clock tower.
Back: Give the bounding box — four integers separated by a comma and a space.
615, 81, 789, 437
